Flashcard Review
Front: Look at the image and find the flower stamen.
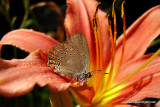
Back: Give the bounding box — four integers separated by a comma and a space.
92, 2, 104, 92
106, 0, 117, 89
94, 1, 160, 105
112, 1, 126, 84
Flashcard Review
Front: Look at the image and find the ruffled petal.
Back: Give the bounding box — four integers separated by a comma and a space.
115, 54, 160, 83
64, 0, 111, 69
0, 50, 69, 97
115, 6, 160, 66
0, 29, 59, 54
69, 84, 95, 106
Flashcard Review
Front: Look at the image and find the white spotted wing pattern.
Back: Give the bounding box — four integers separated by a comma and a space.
47, 33, 91, 82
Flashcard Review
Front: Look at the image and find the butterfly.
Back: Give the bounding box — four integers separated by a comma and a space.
47, 33, 91, 82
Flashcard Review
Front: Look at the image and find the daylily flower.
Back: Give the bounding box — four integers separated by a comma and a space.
65, 0, 160, 106
0, 0, 160, 107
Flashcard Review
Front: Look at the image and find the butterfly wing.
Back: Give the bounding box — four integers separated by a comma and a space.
48, 33, 90, 79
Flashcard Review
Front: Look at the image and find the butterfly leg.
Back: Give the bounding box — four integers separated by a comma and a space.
84, 79, 87, 83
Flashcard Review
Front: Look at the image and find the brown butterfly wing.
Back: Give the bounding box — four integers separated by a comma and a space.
48, 33, 90, 79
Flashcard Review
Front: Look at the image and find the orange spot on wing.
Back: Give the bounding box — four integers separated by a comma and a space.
51, 54, 54, 57
52, 60, 56, 64
50, 64, 55, 68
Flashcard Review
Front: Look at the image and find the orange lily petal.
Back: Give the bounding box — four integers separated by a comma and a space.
111, 71, 160, 104
69, 84, 95, 106
0, 50, 69, 97
116, 54, 160, 83
115, 5, 160, 66
64, 0, 111, 68
0, 29, 59, 54
49, 90, 73, 107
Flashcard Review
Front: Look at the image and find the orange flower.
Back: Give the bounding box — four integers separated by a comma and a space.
0, 0, 160, 107
64, 0, 160, 106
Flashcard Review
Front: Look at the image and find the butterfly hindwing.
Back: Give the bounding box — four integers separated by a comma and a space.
48, 33, 90, 80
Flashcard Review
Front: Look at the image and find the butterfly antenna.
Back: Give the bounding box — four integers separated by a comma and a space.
91, 70, 109, 74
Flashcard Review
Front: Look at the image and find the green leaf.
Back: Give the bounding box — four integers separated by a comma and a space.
150, 37, 160, 47
11, 16, 17, 27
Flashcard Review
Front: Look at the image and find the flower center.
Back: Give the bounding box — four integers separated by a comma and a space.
92, 1, 160, 106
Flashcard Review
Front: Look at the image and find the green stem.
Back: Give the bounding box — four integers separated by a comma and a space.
19, 0, 29, 28
13, 47, 17, 58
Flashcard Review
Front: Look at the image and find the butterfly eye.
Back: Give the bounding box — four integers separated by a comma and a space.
87, 72, 92, 78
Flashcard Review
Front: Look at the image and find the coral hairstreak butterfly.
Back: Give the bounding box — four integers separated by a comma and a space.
47, 33, 91, 82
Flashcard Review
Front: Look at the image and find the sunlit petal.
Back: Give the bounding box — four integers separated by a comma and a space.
115, 5, 160, 66
0, 29, 59, 54
116, 54, 160, 83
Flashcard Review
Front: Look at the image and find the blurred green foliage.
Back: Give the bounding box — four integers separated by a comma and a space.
0, 86, 51, 107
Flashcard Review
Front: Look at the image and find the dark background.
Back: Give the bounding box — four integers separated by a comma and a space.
0, 0, 160, 37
